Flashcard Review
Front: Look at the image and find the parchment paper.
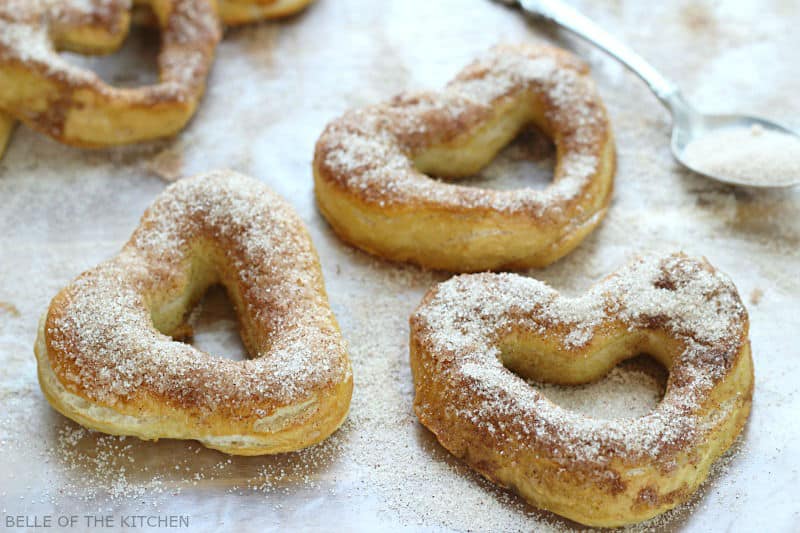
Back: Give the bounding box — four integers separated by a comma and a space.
1, 1, 798, 531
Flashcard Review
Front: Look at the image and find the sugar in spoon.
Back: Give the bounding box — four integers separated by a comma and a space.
495, 0, 800, 188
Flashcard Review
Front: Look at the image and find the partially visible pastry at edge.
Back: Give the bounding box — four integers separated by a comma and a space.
314, 44, 615, 272
132, 0, 316, 26
0, 0, 316, 160
0, 0, 221, 155
34, 170, 353, 455
217, 0, 315, 25
409, 253, 753, 526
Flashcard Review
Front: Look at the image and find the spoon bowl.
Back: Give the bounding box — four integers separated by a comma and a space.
667, 93, 800, 187
500, 0, 800, 188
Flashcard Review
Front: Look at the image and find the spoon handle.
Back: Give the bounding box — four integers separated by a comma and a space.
518, 0, 680, 105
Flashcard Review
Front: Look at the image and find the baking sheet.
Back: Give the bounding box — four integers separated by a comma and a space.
1, 0, 799, 531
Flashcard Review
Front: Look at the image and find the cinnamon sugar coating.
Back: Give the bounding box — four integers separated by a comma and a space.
36, 170, 352, 455
409, 253, 753, 526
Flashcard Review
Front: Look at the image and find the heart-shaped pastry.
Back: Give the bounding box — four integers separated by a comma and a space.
0, 0, 220, 156
409, 253, 753, 526
35, 170, 353, 455
314, 44, 615, 272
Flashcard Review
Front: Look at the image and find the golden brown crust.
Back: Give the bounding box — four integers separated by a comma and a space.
217, 0, 315, 25
0, 110, 13, 157
35, 169, 352, 455
313, 44, 616, 272
0, 0, 221, 148
409, 253, 753, 526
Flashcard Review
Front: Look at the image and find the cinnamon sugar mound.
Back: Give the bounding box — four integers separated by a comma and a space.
683, 125, 800, 187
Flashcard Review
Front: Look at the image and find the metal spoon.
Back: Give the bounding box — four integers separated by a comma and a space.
496, 0, 800, 188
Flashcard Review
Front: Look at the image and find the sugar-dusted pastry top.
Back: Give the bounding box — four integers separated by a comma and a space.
411, 253, 749, 467
315, 44, 611, 217
44, 170, 350, 418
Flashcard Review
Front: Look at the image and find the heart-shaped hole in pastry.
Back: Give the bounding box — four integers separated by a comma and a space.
438, 126, 556, 192
58, 23, 160, 89
170, 285, 248, 362
522, 354, 667, 420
